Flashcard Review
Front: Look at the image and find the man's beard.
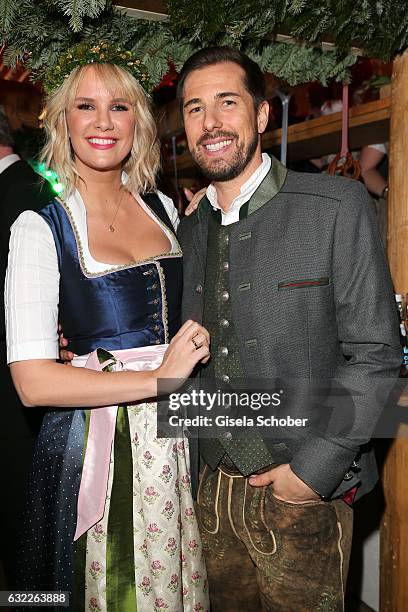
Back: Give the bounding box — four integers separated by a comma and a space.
190, 130, 259, 182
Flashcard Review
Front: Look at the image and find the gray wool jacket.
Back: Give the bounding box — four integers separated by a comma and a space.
177, 158, 402, 500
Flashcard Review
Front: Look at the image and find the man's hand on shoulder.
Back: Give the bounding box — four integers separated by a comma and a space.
183, 187, 207, 216
248, 463, 321, 503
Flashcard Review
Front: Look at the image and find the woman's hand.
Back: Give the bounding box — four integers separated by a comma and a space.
156, 320, 210, 387
184, 187, 207, 216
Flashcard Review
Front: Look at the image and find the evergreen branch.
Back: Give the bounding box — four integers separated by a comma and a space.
288, 0, 308, 16
0, 0, 19, 31
54, 0, 109, 32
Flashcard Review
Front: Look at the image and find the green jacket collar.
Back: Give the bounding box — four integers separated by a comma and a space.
196, 155, 287, 222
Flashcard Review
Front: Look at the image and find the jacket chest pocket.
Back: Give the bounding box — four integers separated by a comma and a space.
278, 277, 330, 291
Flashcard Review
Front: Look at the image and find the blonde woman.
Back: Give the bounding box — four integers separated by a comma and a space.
5, 60, 209, 611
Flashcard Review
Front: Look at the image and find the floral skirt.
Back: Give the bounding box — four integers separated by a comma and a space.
79, 399, 209, 612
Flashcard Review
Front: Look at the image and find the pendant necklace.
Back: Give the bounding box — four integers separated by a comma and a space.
105, 188, 125, 233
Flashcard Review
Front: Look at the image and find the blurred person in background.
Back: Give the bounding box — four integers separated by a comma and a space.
0, 105, 54, 588
360, 143, 389, 244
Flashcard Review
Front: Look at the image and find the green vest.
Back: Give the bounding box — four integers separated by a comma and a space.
200, 157, 288, 476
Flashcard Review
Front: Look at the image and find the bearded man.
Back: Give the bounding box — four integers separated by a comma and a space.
176, 46, 401, 611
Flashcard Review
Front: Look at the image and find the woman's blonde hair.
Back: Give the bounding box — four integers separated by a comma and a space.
40, 63, 160, 196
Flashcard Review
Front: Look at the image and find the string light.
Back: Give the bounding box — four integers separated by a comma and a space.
29, 160, 65, 195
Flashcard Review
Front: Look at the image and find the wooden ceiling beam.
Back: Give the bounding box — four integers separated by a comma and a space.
114, 1, 168, 21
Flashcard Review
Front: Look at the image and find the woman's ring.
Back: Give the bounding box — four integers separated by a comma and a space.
191, 335, 200, 349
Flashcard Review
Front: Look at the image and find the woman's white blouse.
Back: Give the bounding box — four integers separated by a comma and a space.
5, 190, 179, 364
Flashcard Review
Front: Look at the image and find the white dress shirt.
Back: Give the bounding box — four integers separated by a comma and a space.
5, 189, 179, 363
0, 153, 21, 175
205, 153, 271, 226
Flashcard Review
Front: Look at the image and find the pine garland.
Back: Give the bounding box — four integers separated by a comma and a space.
1, 0, 407, 89
167, 0, 408, 60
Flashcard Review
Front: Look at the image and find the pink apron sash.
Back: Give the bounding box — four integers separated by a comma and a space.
73, 344, 168, 541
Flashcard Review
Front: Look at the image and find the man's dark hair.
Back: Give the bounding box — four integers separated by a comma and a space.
176, 46, 266, 114
0, 106, 14, 148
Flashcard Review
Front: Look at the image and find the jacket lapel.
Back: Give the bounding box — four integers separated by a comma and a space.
190, 195, 211, 272
247, 156, 288, 217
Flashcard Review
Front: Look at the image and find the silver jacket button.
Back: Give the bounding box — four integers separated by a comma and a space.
343, 472, 353, 481
222, 261, 229, 272
220, 318, 230, 328
221, 290, 229, 302
221, 374, 230, 383
219, 346, 229, 357
195, 283, 203, 294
